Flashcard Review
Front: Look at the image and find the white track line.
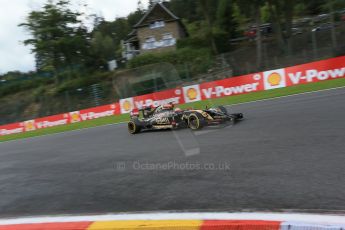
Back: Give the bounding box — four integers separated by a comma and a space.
1, 85, 345, 143
0, 212, 344, 225
227, 85, 345, 107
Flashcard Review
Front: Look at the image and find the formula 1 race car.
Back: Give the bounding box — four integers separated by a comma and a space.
127, 104, 243, 134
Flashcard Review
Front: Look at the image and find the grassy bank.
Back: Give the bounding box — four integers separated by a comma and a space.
1, 77, 345, 142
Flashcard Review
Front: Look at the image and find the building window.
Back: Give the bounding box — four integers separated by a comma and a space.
149, 21, 165, 29
143, 36, 156, 50
162, 33, 176, 47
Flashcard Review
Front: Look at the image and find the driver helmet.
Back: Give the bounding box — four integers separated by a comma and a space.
174, 107, 182, 112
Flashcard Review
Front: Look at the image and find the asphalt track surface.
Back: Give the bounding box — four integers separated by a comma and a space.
1, 88, 345, 217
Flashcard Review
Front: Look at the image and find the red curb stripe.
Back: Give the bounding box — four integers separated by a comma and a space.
200, 220, 282, 230
0, 221, 93, 230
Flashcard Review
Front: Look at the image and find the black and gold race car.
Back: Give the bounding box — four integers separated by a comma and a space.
127, 104, 243, 134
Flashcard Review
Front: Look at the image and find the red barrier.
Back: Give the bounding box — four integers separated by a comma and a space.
27, 114, 69, 131
199, 73, 264, 100
286, 56, 345, 86
68, 103, 118, 124
0, 122, 24, 136
119, 88, 184, 114
0, 104, 119, 137
1, 56, 345, 137
200, 220, 282, 230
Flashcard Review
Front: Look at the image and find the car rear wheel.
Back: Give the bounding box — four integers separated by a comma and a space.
188, 113, 204, 130
128, 121, 141, 134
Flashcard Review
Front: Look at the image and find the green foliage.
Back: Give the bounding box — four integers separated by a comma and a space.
216, 0, 239, 38
232, 3, 247, 30
19, 0, 91, 72
304, 0, 327, 15
176, 37, 209, 49
213, 30, 232, 52
0, 77, 53, 97
127, 9, 145, 27
260, 2, 271, 23
168, 0, 203, 22
294, 2, 307, 17
55, 72, 110, 93
92, 17, 132, 53
127, 48, 213, 76
32, 86, 47, 102
184, 20, 209, 39
173, 0, 245, 53
90, 31, 116, 69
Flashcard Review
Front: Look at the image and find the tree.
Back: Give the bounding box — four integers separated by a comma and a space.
267, 0, 291, 54
127, 9, 145, 27
19, 0, 91, 82
199, 0, 219, 54
169, 0, 203, 22
321, 0, 345, 52
216, 0, 238, 38
236, 0, 266, 69
90, 32, 116, 69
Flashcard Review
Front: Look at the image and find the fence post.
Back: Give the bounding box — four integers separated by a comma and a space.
64, 90, 71, 112
311, 31, 318, 60
245, 62, 251, 74
329, 4, 338, 54
184, 63, 191, 81
91, 84, 101, 107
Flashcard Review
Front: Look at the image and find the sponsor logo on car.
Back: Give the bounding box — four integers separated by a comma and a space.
156, 117, 170, 124
134, 97, 180, 109
183, 85, 201, 103
263, 69, 286, 90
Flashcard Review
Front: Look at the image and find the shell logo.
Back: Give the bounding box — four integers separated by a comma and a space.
267, 72, 282, 86
120, 98, 134, 114
122, 100, 132, 112
70, 112, 81, 123
187, 88, 198, 100
183, 85, 201, 103
263, 69, 286, 90
24, 120, 36, 131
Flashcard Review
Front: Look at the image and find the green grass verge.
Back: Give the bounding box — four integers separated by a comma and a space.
1, 77, 345, 142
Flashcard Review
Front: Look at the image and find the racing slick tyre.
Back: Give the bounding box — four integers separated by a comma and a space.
128, 119, 141, 134
188, 113, 205, 130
